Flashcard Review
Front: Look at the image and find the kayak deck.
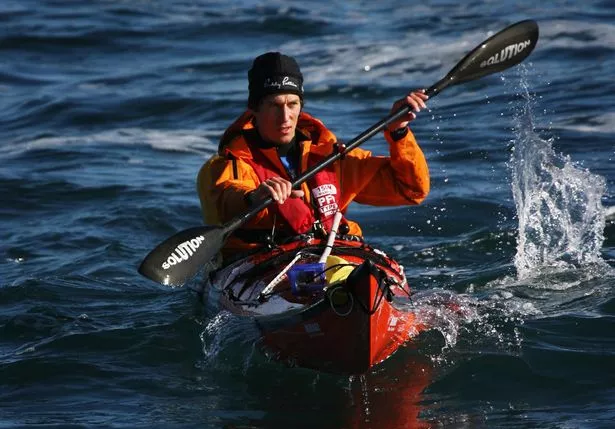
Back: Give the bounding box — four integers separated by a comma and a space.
200, 239, 426, 374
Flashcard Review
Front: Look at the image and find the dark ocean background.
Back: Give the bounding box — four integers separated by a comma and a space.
2, 1, 614, 428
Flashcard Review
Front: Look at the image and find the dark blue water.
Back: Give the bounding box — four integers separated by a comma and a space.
2, 1, 614, 427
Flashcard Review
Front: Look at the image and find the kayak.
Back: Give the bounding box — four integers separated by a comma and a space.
195, 237, 428, 374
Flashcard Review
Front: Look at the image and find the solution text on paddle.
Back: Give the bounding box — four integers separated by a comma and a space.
162, 235, 205, 270
481, 39, 532, 68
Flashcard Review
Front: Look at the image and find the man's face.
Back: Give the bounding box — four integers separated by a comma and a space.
252, 93, 301, 145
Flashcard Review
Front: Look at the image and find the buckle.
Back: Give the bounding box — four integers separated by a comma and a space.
311, 220, 327, 238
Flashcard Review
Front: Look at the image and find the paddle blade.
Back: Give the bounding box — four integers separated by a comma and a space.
429, 20, 539, 96
138, 226, 227, 287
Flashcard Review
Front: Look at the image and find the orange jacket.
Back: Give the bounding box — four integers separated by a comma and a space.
197, 111, 429, 252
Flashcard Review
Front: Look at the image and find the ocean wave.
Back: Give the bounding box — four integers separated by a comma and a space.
1, 128, 219, 157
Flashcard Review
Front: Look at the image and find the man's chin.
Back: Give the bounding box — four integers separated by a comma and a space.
275, 136, 294, 145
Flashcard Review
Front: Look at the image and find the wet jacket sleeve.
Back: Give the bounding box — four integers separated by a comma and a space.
196, 155, 273, 227
338, 128, 430, 207
197, 155, 253, 225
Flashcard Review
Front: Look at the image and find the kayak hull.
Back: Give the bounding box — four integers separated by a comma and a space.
258, 259, 423, 373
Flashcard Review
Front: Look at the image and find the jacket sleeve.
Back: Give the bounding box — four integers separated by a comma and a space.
197, 155, 252, 225
196, 155, 273, 227
338, 128, 429, 208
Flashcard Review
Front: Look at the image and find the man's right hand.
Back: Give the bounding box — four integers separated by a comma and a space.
248, 176, 304, 205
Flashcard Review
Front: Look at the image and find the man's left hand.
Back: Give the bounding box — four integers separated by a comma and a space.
387, 90, 428, 132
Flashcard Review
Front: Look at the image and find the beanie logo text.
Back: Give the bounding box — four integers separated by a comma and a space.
263, 76, 303, 92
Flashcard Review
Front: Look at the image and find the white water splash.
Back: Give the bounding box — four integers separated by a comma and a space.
510, 81, 608, 279
407, 288, 539, 359
410, 290, 477, 348
199, 311, 261, 373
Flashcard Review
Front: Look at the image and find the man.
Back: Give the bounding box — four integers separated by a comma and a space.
197, 52, 429, 257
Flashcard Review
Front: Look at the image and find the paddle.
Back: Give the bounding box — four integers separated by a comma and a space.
139, 19, 539, 287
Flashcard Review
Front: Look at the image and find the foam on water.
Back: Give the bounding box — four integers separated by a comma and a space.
554, 111, 615, 134
282, 29, 493, 92
542, 20, 615, 50
1, 128, 219, 157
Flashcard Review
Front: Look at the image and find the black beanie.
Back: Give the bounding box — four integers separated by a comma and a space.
248, 52, 304, 109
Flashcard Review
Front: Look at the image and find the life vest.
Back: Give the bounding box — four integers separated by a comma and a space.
244, 145, 343, 235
